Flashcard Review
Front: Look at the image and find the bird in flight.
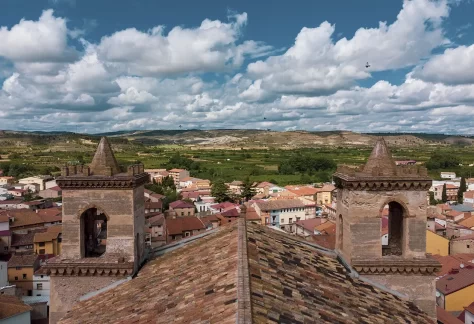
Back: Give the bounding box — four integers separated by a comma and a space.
365, 62, 370, 68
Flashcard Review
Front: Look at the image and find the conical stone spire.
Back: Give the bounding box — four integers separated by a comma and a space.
362, 137, 397, 176
89, 137, 121, 176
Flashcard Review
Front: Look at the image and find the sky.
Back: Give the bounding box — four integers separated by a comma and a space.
1, 0, 474, 134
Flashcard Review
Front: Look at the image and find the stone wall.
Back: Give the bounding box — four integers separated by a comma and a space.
363, 274, 437, 319
61, 189, 137, 260
49, 276, 118, 324
336, 188, 428, 262
450, 238, 474, 254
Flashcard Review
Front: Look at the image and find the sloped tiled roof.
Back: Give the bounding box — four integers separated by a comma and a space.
34, 225, 61, 243
60, 225, 240, 324
37, 207, 62, 223
432, 254, 474, 277
4, 210, 46, 228
255, 199, 305, 211
59, 221, 433, 323
220, 208, 240, 218
437, 266, 474, 294
169, 200, 194, 209
436, 307, 463, 324
285, 186, 319, 196
452, 234, 474, 241
166, 217, 205, 235
459, 216, 474, 228
0, 295, 32, 320
295, 218, 324, 232
245, 207, 260, 221
8, 253, 39, 267
11, 229, 46, 247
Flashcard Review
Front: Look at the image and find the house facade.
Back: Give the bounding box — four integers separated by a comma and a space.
168, 169, 190, 187
7, 254, 40, 296
253, 199, 306, 232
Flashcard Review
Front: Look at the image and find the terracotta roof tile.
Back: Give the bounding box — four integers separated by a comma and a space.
245, 207, 260, 221
11, 229, 46, 247
169, 200, 194, 209
295, 218, 324, 232
147, 214, 164, 226
431, 254, 474, 277
465, 301, 474, 315
59, 226, 239, 324
37, 207, 62, 223
58, 222, 433, 323
220, 208, 240, 218
459, 216, 474, 228
437, 266, 474, 294
255, 199, 305, 211
247, 224, 432, 323
8, 254, 39, 267
314, 221, 336, 234
5, 210, 46, 228
0, 295, 32, 320
437, 307, 463, 324
166, 217, 205, 236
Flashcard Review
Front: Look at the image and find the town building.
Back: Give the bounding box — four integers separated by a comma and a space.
168, 169, 190, 186
7, 254, 40, 296
294, 218, 326, 237
315, 184, 336, 205
434, 184, 459, 201
0, 295, 32, 323
33, 225, 62, 255
395, 160, 416, 165
33, 267, 50, 297
441, 172, 457, 179
43, 137, 149, 323
253, 199, 306, 232
436, 266, 474, 312
450, 235, 474, 254
426, 230, 450, 256
333, 138, 440, 317
284, 185, 318, 201
18, 175, 53, 191
38, 186, 62, 198
464, 191, 474, 205
227, 180, 243, 195
169, 200, 195, 217
0, 176, 15, 186
165, 216, 206, 242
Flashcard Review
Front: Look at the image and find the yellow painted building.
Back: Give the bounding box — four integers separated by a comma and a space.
7, 254, 39, 296
443, 285, 474, 311
33, 225, 62, 256
426, 230, 449, 256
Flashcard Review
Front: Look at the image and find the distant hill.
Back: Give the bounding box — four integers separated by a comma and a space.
0, 129, 472, 149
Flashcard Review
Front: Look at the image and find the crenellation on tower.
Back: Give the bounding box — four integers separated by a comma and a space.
45, 137, 149, 323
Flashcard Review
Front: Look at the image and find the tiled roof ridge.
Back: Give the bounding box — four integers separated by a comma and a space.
237, 218, 252, 323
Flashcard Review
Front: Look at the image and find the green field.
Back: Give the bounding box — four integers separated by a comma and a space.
1, 135, 473, 186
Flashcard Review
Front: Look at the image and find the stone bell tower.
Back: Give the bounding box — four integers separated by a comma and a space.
333, 138, 440, 318
45, 137, 149, 323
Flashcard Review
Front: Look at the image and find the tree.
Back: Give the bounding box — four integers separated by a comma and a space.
211, 179, 230, 203
441, 183, 447, 203
429, 192, 437, 205
425, 153, 461, 170
457, 177, 467, 204
240, 177, 256, 201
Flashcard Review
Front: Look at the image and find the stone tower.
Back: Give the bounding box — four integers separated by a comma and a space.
45, 137, 149, 323
333, 138, 440, 317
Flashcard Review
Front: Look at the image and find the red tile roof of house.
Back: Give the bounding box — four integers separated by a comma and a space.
459, 217, 474, 229
220, 208, 240, 218
148, 214, 165, 226
166, 217, 205, 236
169, 168, 186, 172
285, 186, 319, 196
7, 254, 39, 267
200, 214, 220, 227
169, 200, 195, 209
255, 199, 305, 211
0, 214, 8, 223
310, 233, 336, 250
295, 218, 324, 232
245, 207, 260, 221
0, 295, 33, 320
0, 230, 11, 236
211, 202, 238, 210
145, 201, 163, 210
432, 254, 474, 276
464, 301, 474, 316
37, 208, 62, 223
4, 210, 46, 228
464, 191, 474, 199
256, 181, 275, 188
437, 266, 474, 294
315, 221, 336, 235
436, 307, 463, 324
47, 186, 62, 191
34, 225, 62, 243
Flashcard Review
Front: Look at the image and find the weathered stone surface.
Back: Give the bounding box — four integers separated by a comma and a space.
364, 274, 437, 319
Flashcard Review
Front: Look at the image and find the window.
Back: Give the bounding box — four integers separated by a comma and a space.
37, 284, 43, 290
23, 274, 27, 279
289, 218, 293, 223
40, 275, 44, 278
39, 249, 45, 254
39, 242, 45, 247
383, 202, 404, 256
14, 276, 18, 281
181, 212, 184, 216
281, 218, 284, 224
187, 212, 190, 216
185, 232, 190, 237
81, 207, 107, 258
468, 245, 471, 249
15, 267, 22, 270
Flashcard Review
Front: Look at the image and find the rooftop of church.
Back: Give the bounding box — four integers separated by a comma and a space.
59, 220, 433, 324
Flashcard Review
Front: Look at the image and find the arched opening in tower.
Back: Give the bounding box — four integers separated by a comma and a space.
81, 208, 107, 258
382, 202, 404, 256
